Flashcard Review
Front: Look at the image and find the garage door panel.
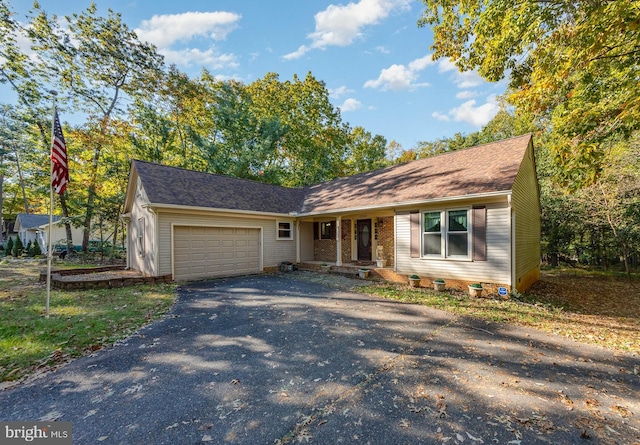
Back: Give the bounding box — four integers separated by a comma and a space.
174, 226, 261, 281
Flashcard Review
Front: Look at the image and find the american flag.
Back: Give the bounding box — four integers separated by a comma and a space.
51, 109, 69, 194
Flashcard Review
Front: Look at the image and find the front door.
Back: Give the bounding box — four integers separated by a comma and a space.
356, 219, 372, 261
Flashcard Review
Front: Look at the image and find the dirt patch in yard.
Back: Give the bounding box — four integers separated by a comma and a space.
526, 270, 640, 318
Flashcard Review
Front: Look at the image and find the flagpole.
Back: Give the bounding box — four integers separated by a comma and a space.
46, 90, 57, 319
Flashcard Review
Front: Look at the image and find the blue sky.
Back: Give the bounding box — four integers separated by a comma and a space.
6, 0, 507, 151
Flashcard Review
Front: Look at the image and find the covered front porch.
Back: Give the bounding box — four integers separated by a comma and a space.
294, 212, 395, 268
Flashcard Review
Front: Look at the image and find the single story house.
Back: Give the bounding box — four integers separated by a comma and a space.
14, 213, 84, 253
122, 134, 541, 291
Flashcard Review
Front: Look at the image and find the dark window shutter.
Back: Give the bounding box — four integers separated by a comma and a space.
410, 211, 421, 258
472, 207, 486, 261
330, 222, 336, 239
313, 222, 319, 240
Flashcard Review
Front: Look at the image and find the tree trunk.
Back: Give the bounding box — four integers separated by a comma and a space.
13, 145, 30, 213
82, 139, 102, 252
82, 184, 96, 252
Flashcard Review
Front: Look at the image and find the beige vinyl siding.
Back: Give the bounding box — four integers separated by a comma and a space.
128, 179, 158, 276
299, 222, 315, 262
156, 211, 296, 277
395, 202, 511, 284
511, 141, 541, 286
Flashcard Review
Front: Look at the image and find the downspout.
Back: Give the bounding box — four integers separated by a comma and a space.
394, 210, 398, 273
120, 213, 131, 270
146, 207, 158, 276
508, 194, 515, 290
295, 220, 301, 264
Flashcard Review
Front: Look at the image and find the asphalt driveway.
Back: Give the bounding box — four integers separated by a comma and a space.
1, 273, 639, 444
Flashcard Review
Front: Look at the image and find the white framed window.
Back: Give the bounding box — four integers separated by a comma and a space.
423, 211, 442, 256
446, 209, 469, 257
137, 217, 145, 257
277, 221, 293, 240
422, 209, 470, 259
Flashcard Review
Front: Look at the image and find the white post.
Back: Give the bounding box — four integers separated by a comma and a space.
295, 220, 301, 264
45, 91, 57, 319
336, 216, 342, 266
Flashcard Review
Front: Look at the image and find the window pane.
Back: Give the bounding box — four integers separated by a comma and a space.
448, 210, 467, 231
362, 225, 370, 247
278, 222, 291, 239
321, 222, 333, 239
448, 233, 468, 256
423, 233, 441, 255
424, 212, 441, 232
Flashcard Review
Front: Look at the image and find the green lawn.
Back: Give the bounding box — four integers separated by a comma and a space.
0, 259, 175, 383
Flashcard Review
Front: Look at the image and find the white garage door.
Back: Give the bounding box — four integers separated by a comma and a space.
173, 226, 261, 281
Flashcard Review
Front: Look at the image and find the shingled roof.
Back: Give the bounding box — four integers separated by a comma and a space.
16, 214, 61, 230
132, 160, 307, 215
131, 134, 532, 215
301, 134, 532, 213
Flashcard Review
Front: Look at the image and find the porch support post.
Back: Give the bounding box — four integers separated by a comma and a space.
336, 216, 342, 266
295, 220, 301, 264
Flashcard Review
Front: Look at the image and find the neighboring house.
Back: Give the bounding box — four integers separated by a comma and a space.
122, 134, 541, 291
15, 214, 60, 251
14, 213, 83, 253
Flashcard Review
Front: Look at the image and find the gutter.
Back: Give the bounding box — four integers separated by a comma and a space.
295, 190, 513, 217
142, 203, 294, 219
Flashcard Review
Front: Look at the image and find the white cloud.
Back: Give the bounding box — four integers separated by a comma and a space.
449, 95, 499, 127
161, 48, 239, 69
376, 45, 390, 54
339, 98, 362, 112
134, 11, 240, 71
437, 58, 457, 73
136, 11, 241, 48
364, 54, 434, 91
283, 45, 310, 60
329, 86, 355, 99
456, 90, 478, 99
408, 55, 433, 71
431, 111, 450, 122
455, 71, 484, 89
283, 0, 410, 59
437, 58, 484, 89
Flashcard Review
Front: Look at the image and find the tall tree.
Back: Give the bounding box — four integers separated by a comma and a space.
419, 0, 640, 186
1, 1, 76, 251
343, 126, 388, 175
248, 72, 350, 186
199, 76, 287, 182
28, 2, 164, 250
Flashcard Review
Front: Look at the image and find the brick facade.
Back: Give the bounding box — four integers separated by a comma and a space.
377, 216, 394, 267
312, 217, 394, 265
341, 219, 352, 263
314, 240, 337, 262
